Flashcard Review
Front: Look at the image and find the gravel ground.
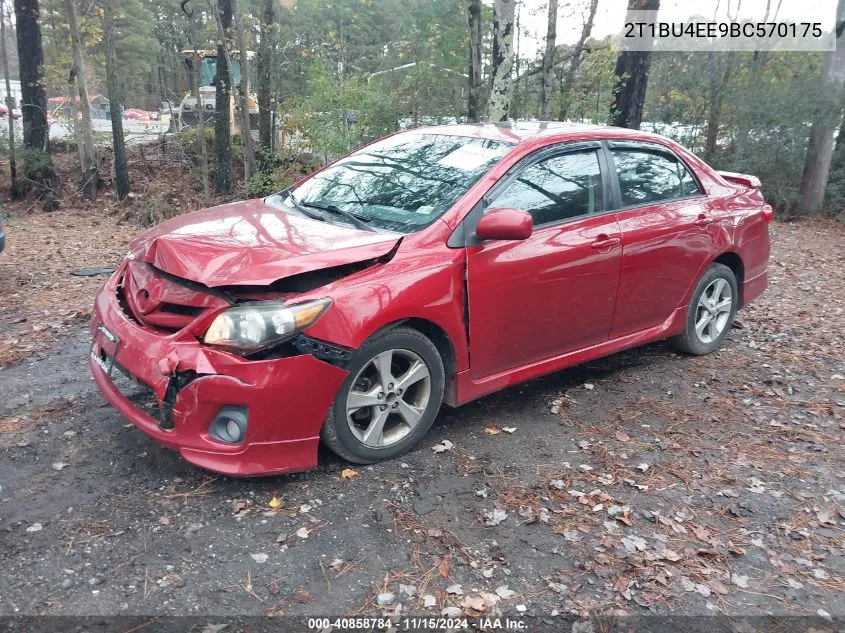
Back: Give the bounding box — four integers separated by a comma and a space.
0, 219, 843, 624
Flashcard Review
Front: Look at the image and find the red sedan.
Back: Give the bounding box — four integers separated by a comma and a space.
89, 123, 771, 476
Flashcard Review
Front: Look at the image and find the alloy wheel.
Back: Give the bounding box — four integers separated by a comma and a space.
694, 277, 733, 344
345, 348, 432, 448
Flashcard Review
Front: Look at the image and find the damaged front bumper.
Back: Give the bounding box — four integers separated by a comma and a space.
89, 265, 349, 476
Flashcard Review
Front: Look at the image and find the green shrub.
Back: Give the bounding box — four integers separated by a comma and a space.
246, 168, 295, 198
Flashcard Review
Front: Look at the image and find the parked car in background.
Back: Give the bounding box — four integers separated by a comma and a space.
89, 122, 771, 476
124, 108, 151, 122
0, 105, 21, 119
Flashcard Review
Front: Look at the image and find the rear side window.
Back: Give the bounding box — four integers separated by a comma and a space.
489, 150, 604, 226
611, 149, 701, 207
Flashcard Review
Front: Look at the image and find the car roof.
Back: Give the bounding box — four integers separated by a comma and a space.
411, 121, 672, 147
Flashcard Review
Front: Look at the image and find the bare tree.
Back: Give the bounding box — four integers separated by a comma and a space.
466, 0, 482, 122
796, 0, 845, 215
558, 0, 599, 121
182, 0, 209, 203
0, 0, 18, 197
231, 0, 256, 180
610, 0, 660, 129
104, 0, 128, 200
64, 0, 98, 200
14, 0, 59, 209
213, 0, 233, 195
539, 0, 557, 119
487, 0, 515, 122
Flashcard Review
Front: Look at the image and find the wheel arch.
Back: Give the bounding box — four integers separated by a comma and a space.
712, 251, 745, 306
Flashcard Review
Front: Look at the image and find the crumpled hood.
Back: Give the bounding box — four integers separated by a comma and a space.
128, 199, 401, 287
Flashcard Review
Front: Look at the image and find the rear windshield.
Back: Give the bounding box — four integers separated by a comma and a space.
271, 133, 512, 233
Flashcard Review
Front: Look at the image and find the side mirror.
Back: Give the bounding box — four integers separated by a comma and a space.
474, 208, 533, 241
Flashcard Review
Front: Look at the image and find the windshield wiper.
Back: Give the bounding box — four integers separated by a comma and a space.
297, 199, 377, 232
286, 193, 328, 223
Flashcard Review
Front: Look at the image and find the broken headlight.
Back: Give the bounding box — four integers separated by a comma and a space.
203, 299, 331, 352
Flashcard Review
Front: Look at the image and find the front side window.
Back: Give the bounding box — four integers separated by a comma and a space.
271, 133, 512, 233
612, 148, 701, 207
488, 150, 604, 226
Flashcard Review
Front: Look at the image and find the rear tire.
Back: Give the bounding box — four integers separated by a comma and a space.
671, 263, 738, 355
321, 326, 445, 464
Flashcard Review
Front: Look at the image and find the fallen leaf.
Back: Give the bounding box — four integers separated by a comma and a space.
731, 574, 749, 588
341, 468, 359, 480
329, 558, 344, 571
615, 431, 630, 442
432, 439, 454, 453
295, 527, 310, 539
446, 583, 463, 595
483, 508, 508, 526
816, 508, 835, 525
250, 553, 268, 564
495, 586, 516, 599
439, 558, 450, 578
268, 496, 282, 509
51, 462, 69, 471
399, 583, 417, 597
461, 594, 487, 612
295, 589, 313, 603
158, 516, 171, 525
423, 594, 437, 608
483, 424, 502, 435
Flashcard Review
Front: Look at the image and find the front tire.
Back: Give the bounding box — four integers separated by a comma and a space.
671, 263, 738, 355
321, 326, 445, 464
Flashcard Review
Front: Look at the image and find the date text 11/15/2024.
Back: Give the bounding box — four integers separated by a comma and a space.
306, 617, 527, 630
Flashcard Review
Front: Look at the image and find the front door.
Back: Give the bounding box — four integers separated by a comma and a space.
466, 147, 623, 379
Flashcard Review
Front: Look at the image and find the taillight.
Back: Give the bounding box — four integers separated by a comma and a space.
761, 204, 773, 223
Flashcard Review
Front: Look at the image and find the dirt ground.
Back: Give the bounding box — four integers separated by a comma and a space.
0, 202, 843, 623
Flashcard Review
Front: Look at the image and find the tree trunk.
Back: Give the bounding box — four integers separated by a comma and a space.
231, 0, 256, 181
214, 0, 233, 195
704, 55, 731, 159
557, 0, 598, 121
466, 0, 482, 122
184, 7, 210, 203
64, 0, 98, 200
610, 0, 660, 129
257, 0, 276, 154
14, 0, 59, 209
539, 0, 557, 119
487, 0, 515, 122
0, 0, 19, 197
796, 0, 845, 216
104, 0, 128, 200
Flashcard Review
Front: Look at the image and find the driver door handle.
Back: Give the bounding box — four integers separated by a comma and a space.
591, 236, 621, 249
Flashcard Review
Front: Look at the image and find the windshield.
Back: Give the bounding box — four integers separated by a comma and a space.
198, 57, 242, 88
271, 133, 512, 233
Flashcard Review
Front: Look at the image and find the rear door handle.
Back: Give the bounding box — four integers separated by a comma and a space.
694, 215, 714, 226
590, 236, 621, 249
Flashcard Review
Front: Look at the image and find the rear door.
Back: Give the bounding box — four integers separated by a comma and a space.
466, 144, 623, 378
607, 142, 718, 339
